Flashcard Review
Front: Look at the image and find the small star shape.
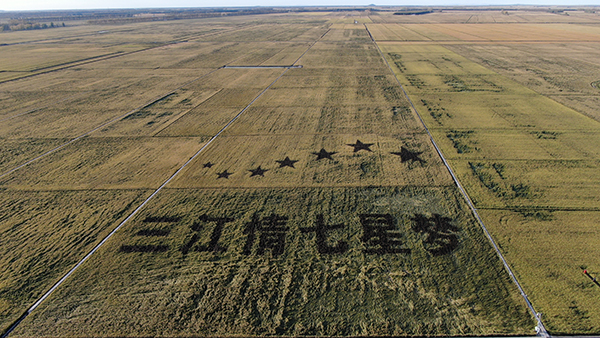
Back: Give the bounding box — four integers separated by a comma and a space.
249, 166, 268, 177
391, 147, 426, 163
203, 162, 214, 168
217, 170, 232, 179
347, 140, 374, 152
276, 156, 298, 168
313, 148, 336, 160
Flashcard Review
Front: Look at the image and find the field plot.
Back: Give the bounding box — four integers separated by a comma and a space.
14, 187, 531, 337
0, 190, 151, 331
1, 16, 536, 338
376, 19, 600, 334
446, 41, 600, 122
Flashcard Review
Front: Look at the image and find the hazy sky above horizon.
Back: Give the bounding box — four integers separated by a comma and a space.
1, 0, 597, 11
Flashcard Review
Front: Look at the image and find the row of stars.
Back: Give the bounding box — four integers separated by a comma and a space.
202, 140, 425, 179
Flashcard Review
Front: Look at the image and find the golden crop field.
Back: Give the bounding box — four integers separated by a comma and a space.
2, 6, 600, 337
374, 11, 600, 334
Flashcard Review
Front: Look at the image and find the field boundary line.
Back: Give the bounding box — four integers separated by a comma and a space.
364, 23, 550, 338
0, 32, 325, 338
0, 68, 222, 180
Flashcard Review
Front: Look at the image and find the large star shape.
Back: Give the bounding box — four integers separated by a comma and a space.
276, 156, 298, 168
203, 162, 214, 168
347, 140, 374, 152
391, 147, 426, 163
217, 170, 232, 179
313, 148, 336, 160
249, 166, 268, 177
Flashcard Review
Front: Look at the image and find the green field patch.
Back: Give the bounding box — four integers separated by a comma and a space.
168, 133, 452, 189
479, 209, 600, 335
0, 189, 151, 332
14, 187, 533, 337
0, 137, 206, 190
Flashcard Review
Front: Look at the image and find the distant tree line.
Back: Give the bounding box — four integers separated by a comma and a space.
1, 20, 65, 32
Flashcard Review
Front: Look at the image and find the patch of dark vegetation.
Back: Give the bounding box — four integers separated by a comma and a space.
511, 183, 531, 198
300, 214, 348, 254
182, 215, 233, 254
516, 209, 553, 221
531, 131, 560, 139
381, 85, 404, 102
123, 108, 152, 120
392, 106, 411, 117
394, 10, 434, 15
406, 75, 424, 88
2, 20, 65, 32
421, 99, 450, 124
136, 229, 170, 236
243, 213, 289, 256
412, 213, 459, 256
492, 163, 506, 179
469, 162, 503, 195
470, 162, 536, 200
444, 75, 470, 92
360, 214, 410, 254
446, 130, 475, 153
179, 98, 193, 105
391, 147, 425, 164
143, 216, 181, 223
388, 53, 406, 72
119, 245, 168, 253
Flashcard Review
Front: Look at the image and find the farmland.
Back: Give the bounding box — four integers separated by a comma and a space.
373, 12, 600, 334
1, 6, 599, 337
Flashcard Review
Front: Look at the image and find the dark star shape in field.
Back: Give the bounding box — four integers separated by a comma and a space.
313, 148, 336, 160
249, 166, 269, 177
217, 170, 232, 179
276, 156, 298, 168
391, 147, 426, 163
347, 140, 374, 153
203, 162, 214, 168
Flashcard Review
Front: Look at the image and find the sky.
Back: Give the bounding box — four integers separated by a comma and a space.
0, 0, 597, 11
